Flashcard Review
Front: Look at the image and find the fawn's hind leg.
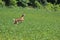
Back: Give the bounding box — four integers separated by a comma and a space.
14, 21, 17, 24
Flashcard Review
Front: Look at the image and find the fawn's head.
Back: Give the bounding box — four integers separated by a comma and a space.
21, 14, 25, 17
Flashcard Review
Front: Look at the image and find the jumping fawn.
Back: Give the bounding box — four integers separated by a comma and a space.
14, 14, 25, 24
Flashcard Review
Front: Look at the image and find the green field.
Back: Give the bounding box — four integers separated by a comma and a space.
0, 7, 60, 40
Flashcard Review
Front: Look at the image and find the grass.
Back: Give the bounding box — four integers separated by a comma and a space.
0, 7, 60, 40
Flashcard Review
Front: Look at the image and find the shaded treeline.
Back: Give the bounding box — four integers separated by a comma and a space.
0, 0, 60, 8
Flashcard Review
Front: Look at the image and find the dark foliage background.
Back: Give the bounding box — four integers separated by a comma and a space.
0, 0, 60, 8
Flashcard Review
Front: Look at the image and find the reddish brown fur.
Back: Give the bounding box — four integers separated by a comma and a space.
14, 14, 25, 24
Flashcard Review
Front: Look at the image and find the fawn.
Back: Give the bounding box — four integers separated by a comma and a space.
14, 14, 25, 24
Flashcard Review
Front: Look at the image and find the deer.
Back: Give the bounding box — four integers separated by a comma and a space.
14, 14, 25, 24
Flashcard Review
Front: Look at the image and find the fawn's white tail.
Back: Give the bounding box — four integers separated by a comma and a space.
13, 18, 16, 24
